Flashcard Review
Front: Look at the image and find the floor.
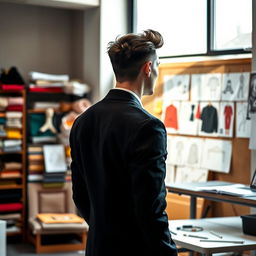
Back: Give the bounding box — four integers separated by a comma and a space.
7, 242, 85, 256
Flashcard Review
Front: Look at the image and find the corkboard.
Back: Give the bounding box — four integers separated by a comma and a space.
143, 58, 252, 217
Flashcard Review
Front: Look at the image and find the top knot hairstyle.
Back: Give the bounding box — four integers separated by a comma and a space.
107, 29, 164, 82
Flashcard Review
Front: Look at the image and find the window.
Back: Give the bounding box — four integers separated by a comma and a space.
213, 0, 252, 51
133, 0, 252, 57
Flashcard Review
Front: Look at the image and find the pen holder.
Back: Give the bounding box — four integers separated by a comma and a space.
241, 214, 256, 236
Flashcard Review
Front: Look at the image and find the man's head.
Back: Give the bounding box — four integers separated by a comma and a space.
107, 29, 163, 95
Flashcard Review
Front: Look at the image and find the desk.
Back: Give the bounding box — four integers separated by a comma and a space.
169, 217, 256, 256
167, 181, 256, 218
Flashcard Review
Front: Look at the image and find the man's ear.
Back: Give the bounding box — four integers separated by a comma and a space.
143, 61, 152, 78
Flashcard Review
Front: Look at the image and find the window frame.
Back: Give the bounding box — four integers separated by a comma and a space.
130, 0, 252, 59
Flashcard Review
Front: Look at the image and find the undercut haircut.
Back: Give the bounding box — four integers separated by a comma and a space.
107, 29, 164, 82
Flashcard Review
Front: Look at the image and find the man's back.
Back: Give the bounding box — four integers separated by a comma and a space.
70, 89, 177, 256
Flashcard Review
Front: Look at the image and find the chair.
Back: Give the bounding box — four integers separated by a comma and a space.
27, 182, 88, 253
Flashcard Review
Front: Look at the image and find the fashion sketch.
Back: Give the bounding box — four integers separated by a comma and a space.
175, 167, 208, 183
218, 102, 234, 137
191, 74, 202, 101
201, 139, 232, 173
248, 73, 256, 114
200, 74, 222, 101
168, 136, 187, 166
221, 72, 250, 101
163, 74, 190, 101
165, 164, 175, 186
185, 138, 203, 168
236, 102, 251, 138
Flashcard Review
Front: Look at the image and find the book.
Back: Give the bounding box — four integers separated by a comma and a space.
36, 213, 84, 224
195, 183, 256, 197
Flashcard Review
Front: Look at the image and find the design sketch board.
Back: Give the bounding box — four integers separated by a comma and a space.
142, 58, 252, 217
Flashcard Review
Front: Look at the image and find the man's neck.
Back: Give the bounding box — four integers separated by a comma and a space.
115, 81, 142, 99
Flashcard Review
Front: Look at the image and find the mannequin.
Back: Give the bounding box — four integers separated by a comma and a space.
40, 108, 57, 134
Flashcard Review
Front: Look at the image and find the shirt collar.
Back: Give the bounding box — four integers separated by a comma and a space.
112, 87, 143, 106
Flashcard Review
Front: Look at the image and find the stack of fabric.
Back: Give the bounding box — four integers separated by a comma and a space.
0, 190, 22, 233
29, 71, 69, 93
0, 67, 25, 91
2, 139, 22, 153
0, 162, 22, 179
27, 145, 44, 182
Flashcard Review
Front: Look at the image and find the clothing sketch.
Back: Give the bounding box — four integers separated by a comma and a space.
187, 143, 198, 165
237, 74, 245, 99
164, 104, 178, 129
200, 105, 218, 133
207, 76, 220, 98
224, 105, 233, 131
223, 79, 234, 94
175, 141, 184, 165
238, 104, 247, 132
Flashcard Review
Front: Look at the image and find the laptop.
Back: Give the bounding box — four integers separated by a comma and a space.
250, 169, 256, 192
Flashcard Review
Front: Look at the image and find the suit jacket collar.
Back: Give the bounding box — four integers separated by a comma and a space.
104, 89, 143, 108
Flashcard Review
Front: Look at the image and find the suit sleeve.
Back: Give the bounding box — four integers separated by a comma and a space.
70, 124, 90, 222
128, 118, 177, 256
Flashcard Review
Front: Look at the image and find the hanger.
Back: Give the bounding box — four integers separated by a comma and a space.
40, 108, 57, 134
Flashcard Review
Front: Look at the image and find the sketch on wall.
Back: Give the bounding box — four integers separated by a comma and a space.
236, 102, 251, 138
184, 138, 203, 168
200, 73, 222, 101
167, 136, 187, 166
163, 101, 180, 134
201, 139, 232, 173
165, 164, 176, 186
175, 167, 208, 183
198, 102, 220, 137
218, 102, 234, 137
221, 72, 250, 101
191, 74, 203, 101
178, 101, 199, 135
163, 74, 190, 101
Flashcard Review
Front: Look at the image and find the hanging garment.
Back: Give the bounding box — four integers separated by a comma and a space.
200, 105, 218, 133
164, 104, 178, 129
224, 105, 233, 130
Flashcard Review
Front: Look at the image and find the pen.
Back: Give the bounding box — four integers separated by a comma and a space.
209, 231, 223, 239
200, 240, 244, 244
183, 234, 208, 239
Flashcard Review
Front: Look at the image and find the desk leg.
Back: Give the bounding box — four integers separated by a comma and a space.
190, 196, 196, 219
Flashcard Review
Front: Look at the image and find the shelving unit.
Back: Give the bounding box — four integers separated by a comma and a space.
0, 89, 27, 237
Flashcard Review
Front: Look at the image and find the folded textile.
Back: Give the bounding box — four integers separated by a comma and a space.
33, 102, 60, 109
3, 146, 22, 152
3, 140, 22, 147
6, 105, 23, 111
1, 85, 24, 91
29, 71, 69, 82
0, 171, 21, 178
29, 87, 63, 93
31, 136, 56, 143
27, 174, 43, 181
0, 213, 21, 220
4, 162, 22, 170
6, 129, 22, 139
0, 97, 8, 108
8, 97, 23, 106
63, 81, 90, 96
6, 111, 22, 118
0, 203, 22, 212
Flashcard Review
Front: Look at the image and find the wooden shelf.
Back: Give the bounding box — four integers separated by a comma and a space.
0, 151, 23, 155
0, 184, 23, 189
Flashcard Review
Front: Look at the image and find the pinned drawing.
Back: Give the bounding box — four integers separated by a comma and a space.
198, 102, 220, 137
218, 102, 234, 137
168, 136, 187, 166
163, 101, 180, 134
175, 167, 208, 183
191, 74, 203, 101
178, 101, 199, 135
200, 73, 222, 101
185, 138, 203, 168
236, 102, 251, 138
165, 164, 176, 186
201, 139, 232, 173
221, 72, 250, 101
163, 74, 190, 101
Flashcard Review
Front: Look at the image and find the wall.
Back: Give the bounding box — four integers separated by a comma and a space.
0, 2, 84, 82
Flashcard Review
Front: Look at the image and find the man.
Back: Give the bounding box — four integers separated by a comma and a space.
70, 29, 177, 256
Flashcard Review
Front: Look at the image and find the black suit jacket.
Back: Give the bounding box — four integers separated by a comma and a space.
70, 89, 177, 256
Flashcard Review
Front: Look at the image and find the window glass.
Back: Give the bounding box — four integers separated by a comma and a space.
214, 0, 252, 50
135, 0, 207, 57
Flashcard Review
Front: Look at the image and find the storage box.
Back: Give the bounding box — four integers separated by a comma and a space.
241, 214, 256, 236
